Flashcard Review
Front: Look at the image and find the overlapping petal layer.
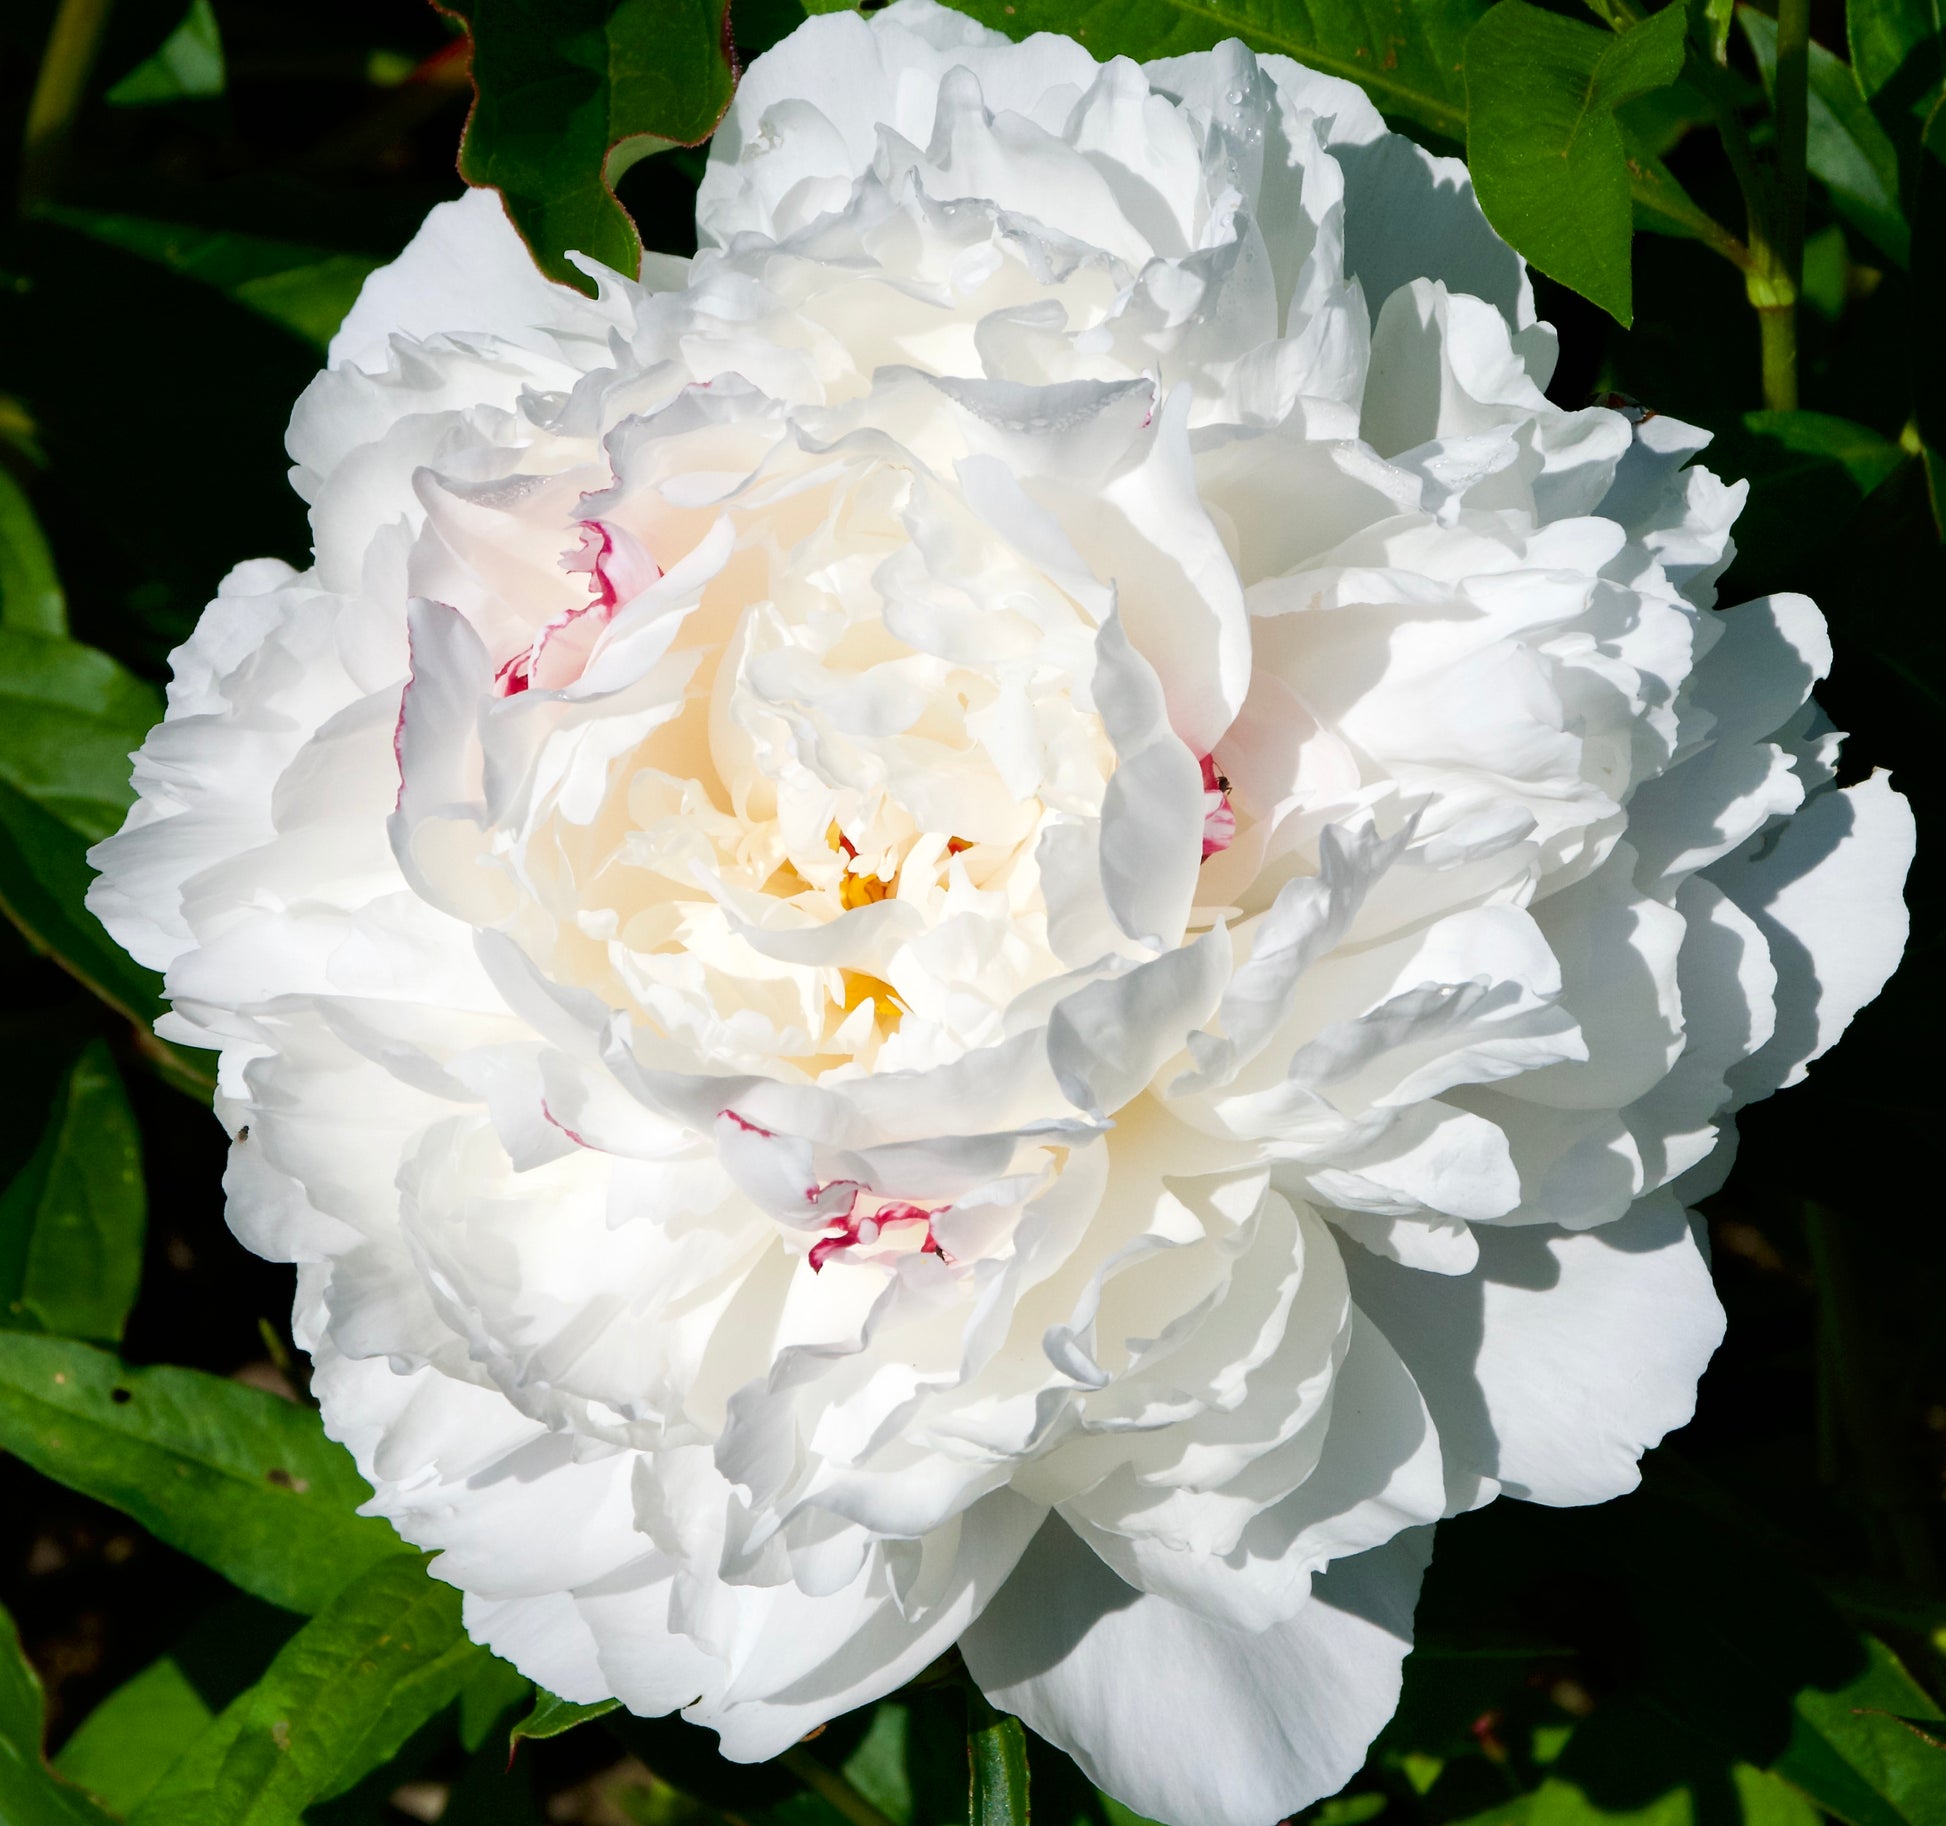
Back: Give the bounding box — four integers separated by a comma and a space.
88, 5, 1911, 1822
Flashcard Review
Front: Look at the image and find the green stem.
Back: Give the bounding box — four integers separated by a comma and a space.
967, 1687, 1032, 1826
1758, 302, 1799, 411
1772, 0, 1811, 284
779, 1749, 901, 1826
1802, 1202, 1940, 1592
1760, 0, 1811, 408
19, 0, 116, 214
1688, 49, 1800, 408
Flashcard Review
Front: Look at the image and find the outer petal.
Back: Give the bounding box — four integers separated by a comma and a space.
1343, 1192, 1725, 1509
329, 187, 638, 372
1717, 771, 1915, 1099
963, 1518, 1430, 1826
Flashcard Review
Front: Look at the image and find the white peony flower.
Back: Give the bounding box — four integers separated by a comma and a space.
88, 3, 1913, 1820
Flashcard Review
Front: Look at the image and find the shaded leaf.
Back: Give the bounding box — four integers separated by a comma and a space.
0, 1039, 144, 1343
128, 1554, 481, 1825
841, 1704, 912, 1826
1740, 6, 1910, 264
105, 0, 226, 106
1915, 90, 1946, 533
456, 1654, 530, 1754
952, 0, 1483, 141
0, 1332, 402, 1614
53, 1657, 215, 1817
1711, 409, 1909, 582
43, 211, 379, 353
436, 0, 736, 293
1464, 0, 1688, 323
0, 470, 66, 637
1847, 0, 1945, 152
511, 1688, 620, 1744
967, 1689, 1029, 1826
0, 1602, 120, 1826
0, 630, 167, 1026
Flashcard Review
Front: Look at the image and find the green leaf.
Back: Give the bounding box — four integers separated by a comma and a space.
1740, 6, 1910, 264
1915, 90, 1946, 534
1709, 409, 1909, 579
53, 1657, 215, 1816
966, 1689, 1029, 1826
0, 1602, 120, 1826
128, 1554, 481, 1825
0, 470, 66, 637
42, 211, 380, 354
0, 629, 168, 1027
512, 1688, 621, 1744
1846, 0, 1944, 132
456, 1654, 530, 1753
0, 1332, 403, 1614
841, 1704, 912, 1826
105, 0, 227, 106
950, 0, 1483, 142
436, 0, 737, 293
1774, 1635, 1946, 1826
1464, 0, 1688, 323
0, 1040, 145, 1343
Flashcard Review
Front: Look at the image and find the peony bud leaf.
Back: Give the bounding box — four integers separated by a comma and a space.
436, 0, 737, 295
1464, 0, 1689, 325
0, 1040, 145, 1347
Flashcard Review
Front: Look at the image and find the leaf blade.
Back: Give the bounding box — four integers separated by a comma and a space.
437, 0, 737, 292
1, 1040, 146, 1344
0, 1602, 121, 1826
952, 0, 1482, 141
0, 1332, 403, 1614
128, 1554, 485, 1826
1464, 0, 1688, 323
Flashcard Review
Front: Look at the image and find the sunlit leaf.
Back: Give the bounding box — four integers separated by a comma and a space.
0, 1332, 402, 1614
0, 1602, 120, 1826
1464, 0, 1687, 323
42, 211, 379, 353
1740, 6, 1910, 265
128, 1554, 481, 1824
0, 1039, 144, 1344
436, 0, 737, 293
0, 470, 65, 637
951, 0, 1482, 141
105, 0, 227, 106
53, 1657, 215, 1817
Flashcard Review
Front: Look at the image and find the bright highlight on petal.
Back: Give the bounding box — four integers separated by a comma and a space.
84, 2, 1911, 1821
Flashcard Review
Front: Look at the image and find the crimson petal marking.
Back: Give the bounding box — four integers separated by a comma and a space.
1200, 752, 1236, 861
